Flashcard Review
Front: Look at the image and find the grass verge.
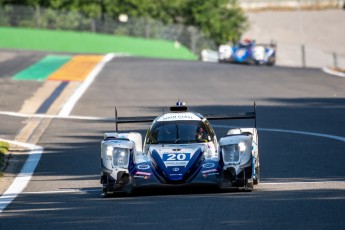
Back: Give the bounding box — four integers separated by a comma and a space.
0, 27, 198, 60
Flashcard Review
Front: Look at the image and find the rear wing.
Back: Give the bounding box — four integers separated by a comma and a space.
204, 102, 257, 128
256, 42, 277, 49
114, 102, 257, 131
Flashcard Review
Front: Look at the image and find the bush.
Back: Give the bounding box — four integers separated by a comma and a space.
0, 141, 10, 170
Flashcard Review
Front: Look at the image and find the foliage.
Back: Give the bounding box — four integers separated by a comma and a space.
0, 0, 248, 45
0, 141, 9, 155
0, 141, 10, 169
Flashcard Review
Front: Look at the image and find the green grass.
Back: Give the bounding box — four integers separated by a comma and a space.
0, 27, 197, 60
0, 141, 10, 171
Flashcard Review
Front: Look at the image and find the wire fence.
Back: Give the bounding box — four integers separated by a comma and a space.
0, 4, 217, 56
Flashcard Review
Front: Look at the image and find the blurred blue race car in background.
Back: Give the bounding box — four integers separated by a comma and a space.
219, 39, 276, 66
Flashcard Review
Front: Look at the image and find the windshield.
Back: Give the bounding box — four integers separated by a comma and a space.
146, 120, 209, 144
238, 44, 250, 49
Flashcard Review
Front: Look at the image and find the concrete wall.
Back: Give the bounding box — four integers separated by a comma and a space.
243, 9, 345, 68
239, 0, 345, 11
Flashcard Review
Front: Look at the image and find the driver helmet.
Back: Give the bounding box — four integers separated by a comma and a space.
244, 37, 251, 43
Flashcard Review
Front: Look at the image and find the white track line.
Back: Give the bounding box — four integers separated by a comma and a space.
21, 188, 100, 195
0, 115, 344, 210
1, 113, 344, 143
213, 125, 345, 143
0, 139, 43, 213
58, 53, 115, 117
322, 67, 345, 78
0, 54, 115, 212
0, 111, 112, 121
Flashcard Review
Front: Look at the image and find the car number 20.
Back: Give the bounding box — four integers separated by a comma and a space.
163, 153, 190, 161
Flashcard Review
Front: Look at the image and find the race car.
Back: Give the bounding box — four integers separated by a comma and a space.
219, 38, 276, 65
100, 102, 260, 197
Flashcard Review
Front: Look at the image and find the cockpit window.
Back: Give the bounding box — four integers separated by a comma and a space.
146, 120, 209, 144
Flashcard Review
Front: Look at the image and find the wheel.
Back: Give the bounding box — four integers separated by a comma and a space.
244, 179, 254, 191
254, 166, 260, 185
101, 187, 108, 198
101, 192, 108, 198
267, 57, 275, 66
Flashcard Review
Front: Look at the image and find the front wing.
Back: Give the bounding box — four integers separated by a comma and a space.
101, 157, 254, 194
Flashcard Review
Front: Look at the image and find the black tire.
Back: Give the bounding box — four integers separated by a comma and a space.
101, 192, 108, 198
254, 166, 260, 185
267, 57, 275, 66
245, 179, 254, 191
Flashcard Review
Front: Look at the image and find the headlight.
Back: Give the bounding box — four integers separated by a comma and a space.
238, 142, 246, 152
222, 142, 246, 164
107, 147, 130, 168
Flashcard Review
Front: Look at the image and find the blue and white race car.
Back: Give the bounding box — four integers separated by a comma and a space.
219, 39, 276, 65
100, 102, 260, 197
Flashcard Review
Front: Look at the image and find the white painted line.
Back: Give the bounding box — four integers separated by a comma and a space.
1, 113, 344, 143
0, 139, 43, 213
58, 53, 115, 117
322, 67, 345, 78
21, 188, 100, 195
260, 181, 345, 185
213, 125, 345, 143
0, 111, 112, 121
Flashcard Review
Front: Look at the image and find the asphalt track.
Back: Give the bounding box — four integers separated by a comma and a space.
1, 55, 345, 229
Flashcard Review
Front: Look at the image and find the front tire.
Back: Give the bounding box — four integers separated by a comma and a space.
254, 166, 260, 185
244, 179, 254, 191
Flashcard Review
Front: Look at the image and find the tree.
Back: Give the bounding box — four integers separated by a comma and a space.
1, 0, 248, 45
183, 0, 248, 44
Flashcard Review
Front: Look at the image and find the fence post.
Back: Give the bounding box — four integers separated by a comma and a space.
91, 19, 96, 33
145, 17, 151, 38
189, 26, 197, 55
333, 52, 338, 69
301, 44, 306, 68
35, 5, 41, 29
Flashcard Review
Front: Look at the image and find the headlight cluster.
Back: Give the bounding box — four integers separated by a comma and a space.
106, 146, 130, 168
222, 142, 246, 164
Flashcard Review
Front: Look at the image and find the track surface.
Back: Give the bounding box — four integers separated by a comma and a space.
1, 56, 345, 229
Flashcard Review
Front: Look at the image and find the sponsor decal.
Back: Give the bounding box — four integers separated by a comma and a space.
165, 161, 188, 167
162, 115, 195, 120
135, 171, 151, 176
202, 172, 220, 178
201, 169, 218, 174
137, 164, 150, 170
163, 153, 191, 167
169, 173, 183, 176
236, 49, 246, 57
202, 163, 215, 168
133, 175, 150, 180
172, 167, 180, 172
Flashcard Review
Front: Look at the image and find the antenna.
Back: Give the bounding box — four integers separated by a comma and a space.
115, 106, 118, 132
254, 101, 257, 129
162, 107, 165, 147
254, 101, 258, 144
